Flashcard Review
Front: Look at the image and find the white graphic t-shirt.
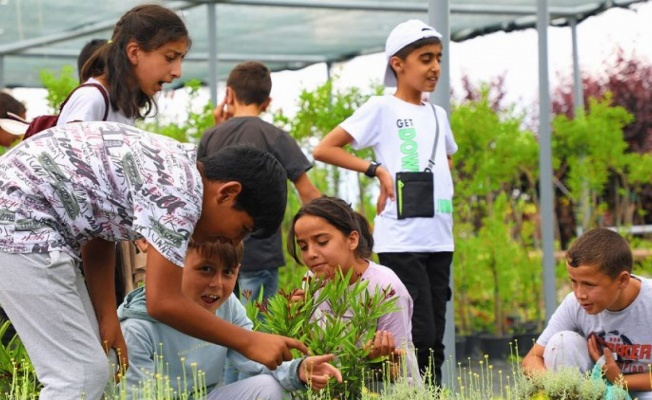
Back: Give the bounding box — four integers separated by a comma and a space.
341, 95, 458, 253
0, 122, 202, 267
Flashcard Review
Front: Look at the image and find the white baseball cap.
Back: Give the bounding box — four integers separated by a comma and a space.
0, 112, 29, 136
383, 19, 443, 87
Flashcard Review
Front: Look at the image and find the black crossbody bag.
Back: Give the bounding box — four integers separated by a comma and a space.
395, 104, 440, 220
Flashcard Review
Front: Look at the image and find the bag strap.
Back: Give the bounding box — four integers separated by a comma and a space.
425, 103, 441, 172
59, 82, 110, 121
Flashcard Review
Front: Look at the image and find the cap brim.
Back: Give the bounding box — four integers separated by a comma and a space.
383, 64, 397, 87
0, 118, 28, 136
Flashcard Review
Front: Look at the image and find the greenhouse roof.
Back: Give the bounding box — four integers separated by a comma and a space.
0, 0, 647, 88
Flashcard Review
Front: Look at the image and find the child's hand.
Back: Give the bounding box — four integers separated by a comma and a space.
366, 330, 395, 359
375, 166, 394, 214
588, 333, 621, 383
212, 94, 233, 125
290, 289, 305, 304
243, 331, 309, 370
299, 354, 343, 390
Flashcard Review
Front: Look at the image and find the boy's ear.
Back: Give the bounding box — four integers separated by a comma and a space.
260, 97, 272, 112
389, 56, 404, 76
617, 270, 631, 288
126, 40, 141, 66
216, 181, 243, 204
225, 87, 235, 105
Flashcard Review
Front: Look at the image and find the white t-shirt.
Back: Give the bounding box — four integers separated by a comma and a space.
538, 276, 652, 400
57, 78, 135, 126
340, 95, 457, 253
0, 122, 202, 267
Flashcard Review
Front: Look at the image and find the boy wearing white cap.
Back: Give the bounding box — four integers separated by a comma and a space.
314, 19, 458, 385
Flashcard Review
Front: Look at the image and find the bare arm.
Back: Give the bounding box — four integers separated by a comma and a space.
81, 238, 128, 375
521, 343, 546, 376
293, 172, 321, 204
144, 246, 308, 369
314, 127, 394, 213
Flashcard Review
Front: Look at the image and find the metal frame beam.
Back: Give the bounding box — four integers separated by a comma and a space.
12, 48, 328, 63
186, 0, 630, 17
2, 0, 645, 58
0, 1, 198, 55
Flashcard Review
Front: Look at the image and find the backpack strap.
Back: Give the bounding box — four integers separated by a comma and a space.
59, 82, 110, 121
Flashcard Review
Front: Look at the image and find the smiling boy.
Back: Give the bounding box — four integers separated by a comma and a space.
313, 19, 458, 384
522, 228, 652, 399
0, 121, 307, 399
120, 239, 341, 399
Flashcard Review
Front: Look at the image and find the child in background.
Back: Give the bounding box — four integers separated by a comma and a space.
313, 20, 457, 384
0, 122, 307, 399
0, 92, 27, 148
62, 5, 190, 304
287, 196, 419, 380
522, 228, 652, 400
199, 61, 320, 305
58, 4, 189, 126
77, 39, 108, 82
120, 239, 341, 399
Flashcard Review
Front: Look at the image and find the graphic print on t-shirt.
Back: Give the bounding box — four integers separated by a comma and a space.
397, 118, 419, 172
0, 122, 202, 267
594, 330, 652, 373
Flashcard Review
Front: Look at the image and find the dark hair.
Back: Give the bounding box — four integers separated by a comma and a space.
187, 238, 244, 269
389, 37, 442, 80
82, 4, 190, 119
226, 61, 272, 106
200, 144, 287, 240
0, 92, 26, 118
78, 39, 108, 82
287, 196, 374, 264
566, 228, 633, 278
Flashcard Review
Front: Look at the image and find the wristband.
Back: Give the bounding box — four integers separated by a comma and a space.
365, 161, 381, 178
596, 355, 607, 369
596, 352, 618, 369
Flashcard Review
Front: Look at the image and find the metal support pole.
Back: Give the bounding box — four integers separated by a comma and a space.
0, 55, 4, 89
537, 0, 557, 322
429, 0, 455, 388
570, 18, 590, 234
570, 19, 584, 116
207, 2, 218, 106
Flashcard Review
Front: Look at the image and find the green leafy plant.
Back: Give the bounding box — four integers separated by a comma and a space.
246, 268, 399, 399
39, 66, 79, 112
138, 79, 215, 144
0, 320, 40, 399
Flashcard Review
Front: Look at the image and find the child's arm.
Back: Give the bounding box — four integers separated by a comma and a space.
144, 246, 308, 369
292, 173, 321, 204
314, 127, 394, 213
521, 343, 546, 376
81, 238, 129, 376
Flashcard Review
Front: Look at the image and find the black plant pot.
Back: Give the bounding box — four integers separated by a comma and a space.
479, 334, 512, 360
512, 332, 541, 357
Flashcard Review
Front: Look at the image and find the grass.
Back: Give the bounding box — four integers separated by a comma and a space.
3, 346, 635, 399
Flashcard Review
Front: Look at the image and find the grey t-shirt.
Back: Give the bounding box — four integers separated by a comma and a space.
198, 117, 311, 271
538, 276, 652, 399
